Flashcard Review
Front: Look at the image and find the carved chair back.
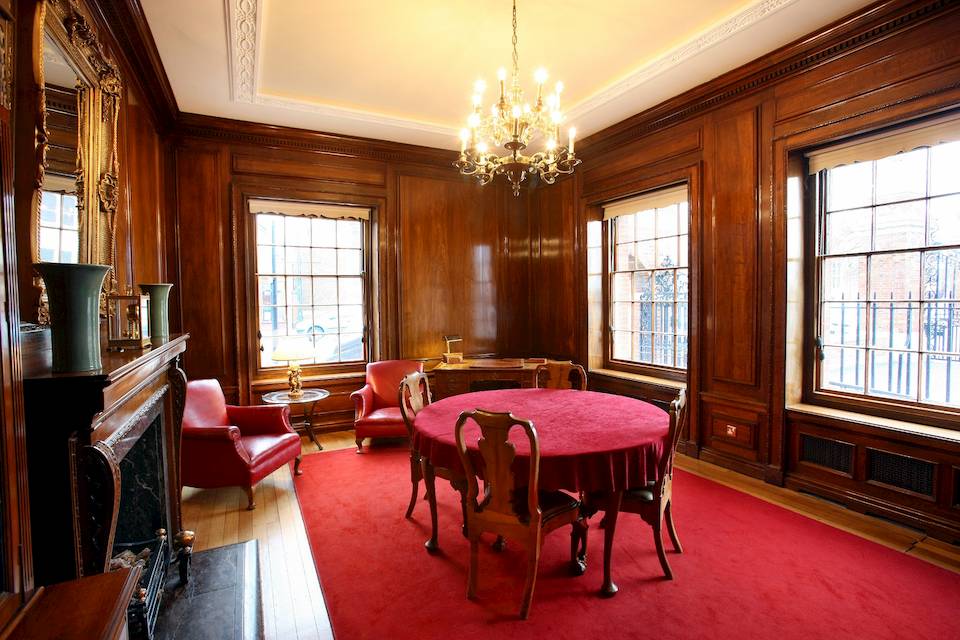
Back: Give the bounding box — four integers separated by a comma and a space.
534, 361, 587, 391
455, 409, 541, 526
657, 388, 688, 488
398, 371, 432, 437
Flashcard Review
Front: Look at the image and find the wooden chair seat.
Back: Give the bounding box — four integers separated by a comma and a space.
512, 489, 579, 523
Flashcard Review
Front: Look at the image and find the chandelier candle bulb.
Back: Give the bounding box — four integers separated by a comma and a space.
569, 127, 576, 154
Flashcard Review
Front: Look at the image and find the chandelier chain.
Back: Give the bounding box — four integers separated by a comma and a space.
511, 0, 519, 83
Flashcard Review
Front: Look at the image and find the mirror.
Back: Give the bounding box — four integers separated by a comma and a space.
29, 0, 123, 318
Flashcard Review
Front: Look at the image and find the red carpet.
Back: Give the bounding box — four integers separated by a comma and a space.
294, 446, 960, 640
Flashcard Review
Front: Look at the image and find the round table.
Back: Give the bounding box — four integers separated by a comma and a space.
262, 389, 329, 450
412, 388, 669, 595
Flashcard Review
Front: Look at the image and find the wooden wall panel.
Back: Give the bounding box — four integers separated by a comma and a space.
123, 84, 165, 285
397, 173, 503, 359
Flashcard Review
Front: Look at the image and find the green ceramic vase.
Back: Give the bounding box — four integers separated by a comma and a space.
34, 262, 110, 373
138, 283, 174, 343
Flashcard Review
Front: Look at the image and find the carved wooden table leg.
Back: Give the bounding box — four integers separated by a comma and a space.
421, 457, 440, 553
600, 491, 623, 597
304, 400, 322, 450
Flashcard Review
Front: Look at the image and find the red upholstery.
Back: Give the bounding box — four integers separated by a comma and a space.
350, 360, 423, 447
181, 379, 302, 499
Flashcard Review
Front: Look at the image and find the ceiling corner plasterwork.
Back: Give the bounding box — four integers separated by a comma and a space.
224, 0, 261, 102
567, 0, 800, 121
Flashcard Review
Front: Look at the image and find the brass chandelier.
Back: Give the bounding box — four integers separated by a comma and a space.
454, 0, 579, 196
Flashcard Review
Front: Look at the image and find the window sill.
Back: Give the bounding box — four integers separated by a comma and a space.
589, 368, 686, 390
251, 370, 366, 390
786, 402, 960, 445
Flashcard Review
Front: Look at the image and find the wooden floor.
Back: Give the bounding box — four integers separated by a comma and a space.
181, 430, 960, 640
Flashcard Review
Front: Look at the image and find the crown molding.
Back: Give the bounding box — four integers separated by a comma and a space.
578, 0, 957, 156
566, 0, 800, 122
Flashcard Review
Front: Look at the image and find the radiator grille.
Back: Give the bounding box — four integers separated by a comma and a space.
799, 434, 853, 473
867, 449, 935, 496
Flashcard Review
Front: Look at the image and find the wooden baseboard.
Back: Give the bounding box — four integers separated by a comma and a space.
698, 447, 767, 481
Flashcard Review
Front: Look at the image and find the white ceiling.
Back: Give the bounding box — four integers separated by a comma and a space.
141, 0, 875, 150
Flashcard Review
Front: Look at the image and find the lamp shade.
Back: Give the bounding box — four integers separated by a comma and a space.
271, 337, 313, 363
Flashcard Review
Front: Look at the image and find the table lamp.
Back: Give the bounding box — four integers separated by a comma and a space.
271, 337, 313, 398
442, 334, 463, 364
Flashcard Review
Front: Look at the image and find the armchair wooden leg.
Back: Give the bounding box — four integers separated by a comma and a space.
245, 485, 256, 511
665, 500, 682, 553
294, 455, 303, 476
355, 437, 364, 453
519, 534, 542, 620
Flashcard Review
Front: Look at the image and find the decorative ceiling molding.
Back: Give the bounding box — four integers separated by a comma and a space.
566, 0, 799, 121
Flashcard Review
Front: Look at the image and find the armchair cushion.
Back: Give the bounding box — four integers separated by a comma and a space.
226, 404, 293, 436
355, 407, 407, 439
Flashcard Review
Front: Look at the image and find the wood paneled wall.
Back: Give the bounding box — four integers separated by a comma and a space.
529, 0, 960, 538
167, 117, 530, 411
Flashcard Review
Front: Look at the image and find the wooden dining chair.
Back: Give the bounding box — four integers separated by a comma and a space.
534, 360, 587, 390
579, 388, 688, 580
455, 409, 583, 619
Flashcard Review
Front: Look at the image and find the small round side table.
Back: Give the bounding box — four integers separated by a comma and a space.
262, 388, 329, 450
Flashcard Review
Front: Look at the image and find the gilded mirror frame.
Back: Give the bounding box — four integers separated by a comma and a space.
32, 0, 122, 311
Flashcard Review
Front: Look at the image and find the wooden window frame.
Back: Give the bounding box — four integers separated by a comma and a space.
600, 183, 691, 383
240, 191, 380, 384
801, 145, 960, 431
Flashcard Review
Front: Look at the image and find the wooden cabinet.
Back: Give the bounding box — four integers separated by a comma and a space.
431, 360, 540, 399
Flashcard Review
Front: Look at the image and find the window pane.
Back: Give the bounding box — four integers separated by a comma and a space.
612, 302, 631, 331
612, 331, 631, 360
313, 306, 338, 333
822, 302, 866, 346
657, 205, 678, 237
656, 236, 678, 268
676, 302, 689, 335
654, 334, 675, 366
678, 237, 688, 268
260, 306, 287, 337
339, 333, 364, 361
635, 240, 655, 270
612, 273, 631, 302
616, 214, 635, 243
874, 201, 925, 251
653, 270, 674, 301
59, 230, 79, 264
587, 247, 602, 275
257, 246, 284, 274
826, 163, 873, 211
287, 276, 311, 305
922, 304, 960, 354
874, 148, 926, 205
927, 195, 960, 246
633, 272, 652, 301
289, 306, 313, 334
337, 249, 362, 275
40, 191, 60, 225
311, 277, 337, 305
869, 252, 920, 301
869, 301, 918, 350
868, 350, 918, 400
312, 218, 336, 246
921, 355, 960, 406
633, 302, 652, 332
930, 140, 960, 197
285, 217, 311, 246
315, 334, 339, 363
633, 333, 652, 363
676, 335, 689, 368
256, 214, 284, 245
615, 242, 635, 271
260, 335, 282, 368
339, 277, 363, 305
337, 219, 363, 248
339, 305, 364, 332
825, 208, 871, 254
678, 202, 689, 235
922, 249, 960, 300
822, 256, 866, 301
61, 195, 79, 229
312, 248, 337, 275
654, 303, 674, 333
258, 276, 285, 306
821, 346, 865, 393
676, 269, 689, 302
286, 247, 311, 275
636, 211, 656, 240
587, 220, 602, 248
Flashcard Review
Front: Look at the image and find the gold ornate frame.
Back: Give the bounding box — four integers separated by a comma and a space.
33, 0, 122, 298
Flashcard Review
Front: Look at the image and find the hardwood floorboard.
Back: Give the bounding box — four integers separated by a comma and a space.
180, 429, 959, 640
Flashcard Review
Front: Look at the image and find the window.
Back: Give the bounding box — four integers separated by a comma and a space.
809, 121, 960, 412
252, 200, 369, 369
38, 190, 79, 263
598, 185, 689, 373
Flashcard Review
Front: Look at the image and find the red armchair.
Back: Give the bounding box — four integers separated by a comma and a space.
181, 379, 303, 510
350, 360, 424, 452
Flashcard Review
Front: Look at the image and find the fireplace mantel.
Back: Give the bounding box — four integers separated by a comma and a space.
22, 333, 191, 639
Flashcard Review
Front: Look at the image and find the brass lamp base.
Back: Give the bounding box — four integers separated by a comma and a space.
287, 363, 304, 398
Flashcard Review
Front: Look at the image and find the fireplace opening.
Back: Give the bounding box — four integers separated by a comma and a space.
112, 415, 171, 639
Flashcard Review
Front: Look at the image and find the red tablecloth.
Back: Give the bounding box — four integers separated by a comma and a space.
412, 388, 668, 493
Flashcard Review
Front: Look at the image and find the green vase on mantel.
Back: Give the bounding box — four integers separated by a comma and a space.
138, 283, 173, 343
34, 262, 110, 373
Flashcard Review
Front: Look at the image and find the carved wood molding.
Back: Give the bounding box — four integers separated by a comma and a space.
580, 0, 957, 156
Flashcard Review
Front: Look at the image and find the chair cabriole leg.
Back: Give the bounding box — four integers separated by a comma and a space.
294, 455, 303, 476
355, 437, 363, 453
405, 452, 421, 519
245, 485, 256, 510
665, 500, 682, 553
519, 533, 542, 619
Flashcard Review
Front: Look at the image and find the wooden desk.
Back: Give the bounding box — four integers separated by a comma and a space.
431, 359, 541, 399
